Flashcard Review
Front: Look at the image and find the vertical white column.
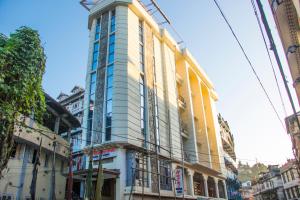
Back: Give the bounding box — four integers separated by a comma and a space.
223, 180, 228, 199
214, 178, 219, 198
187, 169, 194, 196
203, 174, 209, 197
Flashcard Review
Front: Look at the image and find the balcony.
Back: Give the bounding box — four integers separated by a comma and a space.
180, 121, 189, 138
178, 95, 186, 109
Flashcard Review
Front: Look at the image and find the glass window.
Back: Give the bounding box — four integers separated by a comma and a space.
94, 42, 99, 51
105, 127, 111, 141
107, 88, 112, 100
106, 100, 112, 114
90, 82, 96, 95
106, 115, 112, 127
91, 72, 96, 83
111, 10, 116, 32
109, 34, 115, 45
107, 64, 114, 76
107, 76, 113, 88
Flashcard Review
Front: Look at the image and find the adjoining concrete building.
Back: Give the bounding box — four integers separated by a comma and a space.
218, 114, 242, 200
280, 159, 300, 199
78, 0, 228, 199
252, 165, 285, 200
57, 86, 86, 198
0, 93, 80, 200
241, 181, 254, 200
268, 0, 300, 166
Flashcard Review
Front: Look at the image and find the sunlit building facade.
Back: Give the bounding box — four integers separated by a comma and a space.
80, 0, 228, 199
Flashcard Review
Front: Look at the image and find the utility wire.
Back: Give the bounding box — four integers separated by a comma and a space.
212, 0, 285, 130
250, 0, 287, 117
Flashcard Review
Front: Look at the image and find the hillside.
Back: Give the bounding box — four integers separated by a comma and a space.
238, 162, 268, 183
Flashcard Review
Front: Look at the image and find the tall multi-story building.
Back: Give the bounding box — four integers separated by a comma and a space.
218, 114, 242, 200
0, 93, 80, 200
268, 0, 300, 166
79, 0, 228, 199
280, 159, 300, 199
252, 165, 285, 200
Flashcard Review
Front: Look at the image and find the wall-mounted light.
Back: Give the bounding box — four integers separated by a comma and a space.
271, 0, 284, 12
287, 44, 300, 57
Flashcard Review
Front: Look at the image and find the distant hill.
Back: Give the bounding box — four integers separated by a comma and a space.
238, 161, 268, 183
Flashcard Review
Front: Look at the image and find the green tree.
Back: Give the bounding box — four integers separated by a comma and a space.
0, 26, 46, 176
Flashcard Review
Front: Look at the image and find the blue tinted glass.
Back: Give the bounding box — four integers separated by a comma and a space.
93, 52, 98, 62
107, 76, 113, 88
108, 53, 114, 64
107, 88, 112, 100
91, 72, 96, 83
90, 82, 96, 94
90, 93, 95, 102
109, 34, 115, 44
105, 127, 111, 141
92, 61, 97, 70
95, 33, 100, 41
106, 115, 112, 127
107, 64, 113, 76
111, 24, 115, 33
106, 100, 112, 113
109, 44, 114, 54
94, 43, 99, 52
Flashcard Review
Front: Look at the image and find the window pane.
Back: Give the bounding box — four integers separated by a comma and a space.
108, 53, 114, 63
106, 100, 112, 113
90, 93, 95, 102
111, 24, 115, 33
95, 33, 99, 41
105, 127, 111, 141
107, 76, 113, 88
94, 42, 99, 51
91, 72, 96, 83
109, 34, 115, 44
107, 87, 112, 100
140, 96, 144, 107
106, 115, 112, 127
109, 44, 114, 54
92, 61, 97, 70
107, 64, 114, 76
90, 82, 96, 94
93, 52, 98, 62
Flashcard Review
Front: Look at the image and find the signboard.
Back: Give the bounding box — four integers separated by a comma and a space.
175, 168, 184, 196
93, 148, 117, 161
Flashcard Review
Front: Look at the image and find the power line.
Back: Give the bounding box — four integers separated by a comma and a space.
250, 0, 287, 117
212, 0, 285, 130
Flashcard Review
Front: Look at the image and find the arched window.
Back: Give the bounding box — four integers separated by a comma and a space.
193, 173, 205, 196
207, 176, 216, 197
218, 180, 226, 198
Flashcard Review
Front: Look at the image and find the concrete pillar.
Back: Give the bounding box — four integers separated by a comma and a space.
203, 174, 209, 197
223, 180, 228, 199
187, 169, 194, 196
214, 178, 219, 198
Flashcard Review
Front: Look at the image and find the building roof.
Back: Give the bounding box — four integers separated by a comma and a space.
45, 93, 81, 130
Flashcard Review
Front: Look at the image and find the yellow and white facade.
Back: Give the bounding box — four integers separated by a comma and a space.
81, 0, 227, 199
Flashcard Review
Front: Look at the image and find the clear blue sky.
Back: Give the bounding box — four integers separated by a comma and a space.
0, 0, 296, 165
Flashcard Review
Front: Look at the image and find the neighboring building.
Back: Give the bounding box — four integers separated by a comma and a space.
77, 0, 228, 199
269, 0, 300, 105
252, 165, 285, 200
268, 0, 300, 165
218, 114, 242, 200
57, 86, 85, 153
280, 159, 300, 199
0, 93, 80, 200
57, 86, 86, 198
241, 181, 254, 200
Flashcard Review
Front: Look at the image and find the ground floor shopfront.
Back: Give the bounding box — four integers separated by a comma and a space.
70, 146, 228, 200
